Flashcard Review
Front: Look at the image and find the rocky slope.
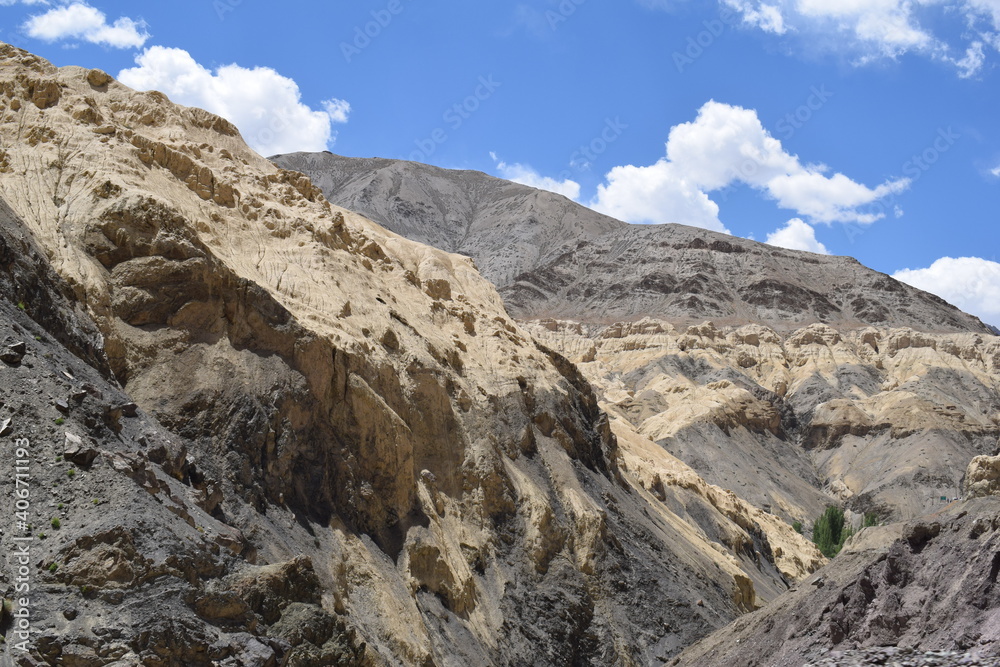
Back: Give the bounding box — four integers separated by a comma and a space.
0, 43, 824, 665
273, 152, 990, 334
673, 489, 1000, 665
527, 319, 1000, 524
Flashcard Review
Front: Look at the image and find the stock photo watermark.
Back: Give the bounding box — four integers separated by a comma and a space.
9, 436, 35, 653
213, 0, 244, 21
716, 84, 834, 204
546, 0, 589, 30
844, 126, 960, 243
776, 85, 834, 140
340, 0, 414, 63
409, 75, 502, 162
673, 6, 739, 73
567, 117, 629, 171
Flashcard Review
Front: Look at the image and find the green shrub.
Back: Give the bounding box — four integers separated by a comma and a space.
50, 517, 60, 529
792, 520, 803, 534
812, 506, 852, 558
66, 469, 75, 478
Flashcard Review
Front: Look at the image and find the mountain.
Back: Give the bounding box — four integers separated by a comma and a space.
274, 151, 1000, 522
527, 319, 1000, 523
3, 40, 999, 666
674, 487, 1000, 666
272, 149, 1000, 663
273, 152, 990, 334
0, 43, 825, 665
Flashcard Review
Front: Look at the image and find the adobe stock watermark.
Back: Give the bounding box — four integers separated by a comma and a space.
546, 0, 588, 30
717, 84, 834, 204
844, 126, 961, 244
9, 436, 35, 653
673, 5, 739, 73
409, 75, 502, 163
776, 85, 834, 141
213, 0, 244, 21
341, 0, 414, 63
554, 117, 629, 180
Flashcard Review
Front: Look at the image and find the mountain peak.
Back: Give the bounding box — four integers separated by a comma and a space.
275, 151, 989, 334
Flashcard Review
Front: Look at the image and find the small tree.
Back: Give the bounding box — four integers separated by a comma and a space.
812, 506, 852, 558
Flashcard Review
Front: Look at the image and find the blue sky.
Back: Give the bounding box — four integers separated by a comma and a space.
2, 0, 999, 325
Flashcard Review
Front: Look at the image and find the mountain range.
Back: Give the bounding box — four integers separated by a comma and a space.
0, 42, 997, 666
274, 151, 990, 334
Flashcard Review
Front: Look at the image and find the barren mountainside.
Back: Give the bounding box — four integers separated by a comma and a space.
273, 151, 990, 333
527, 319, 1000, 524
0, 43, 829, 665
271, 152, 1000, 663
674, 495, 1000, 666
1, 40, 999, 667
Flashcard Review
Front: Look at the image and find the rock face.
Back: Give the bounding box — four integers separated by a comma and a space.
673, 498, 1000, 665
273, 152, 990, 334
0, 43, 824, 665
528, 319, 1000, 523
965, 455, 1000, 498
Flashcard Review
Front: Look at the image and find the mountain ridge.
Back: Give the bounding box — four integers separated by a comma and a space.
273, 151, 990, 334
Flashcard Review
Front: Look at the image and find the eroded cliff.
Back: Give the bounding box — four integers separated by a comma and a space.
0, 43, 823, 665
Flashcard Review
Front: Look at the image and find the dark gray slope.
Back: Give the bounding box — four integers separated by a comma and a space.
274, 151, 990, 333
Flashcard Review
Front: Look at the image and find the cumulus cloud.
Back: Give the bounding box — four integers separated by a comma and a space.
23, 2, 149, 49
591, 160, 727, 231
991, 164, 1000, 178
716, 0, 1000, 77
589, 100, 907, 229
118, 46, 349, 156
893, 257, 1000, 327
491, 153, 582, 201
765, 218, 829, 254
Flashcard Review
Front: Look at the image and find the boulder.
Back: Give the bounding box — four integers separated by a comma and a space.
964, 455, 1000, 498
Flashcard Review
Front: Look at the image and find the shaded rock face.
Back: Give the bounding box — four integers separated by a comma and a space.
273, 152, 990, 334
0, 43, 824, 665
673, 498, 1000, 666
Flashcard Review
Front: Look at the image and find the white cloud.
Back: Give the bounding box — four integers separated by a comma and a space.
954, 41, 986, 78
765, 218, 829, 254
591, 160, 728, 231
726, 0, 787, 34
491, 153, 582, 200
590, 100, 906, 229
991, 164, 1000, 177
24, 2, 148, 49
717, 0, 1000, 76
766, 170, 909, 223
118, 46, 349, 156
893, 257, 1000, 327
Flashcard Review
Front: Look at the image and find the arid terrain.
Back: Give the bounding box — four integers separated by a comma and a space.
0, 42, 997, 666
